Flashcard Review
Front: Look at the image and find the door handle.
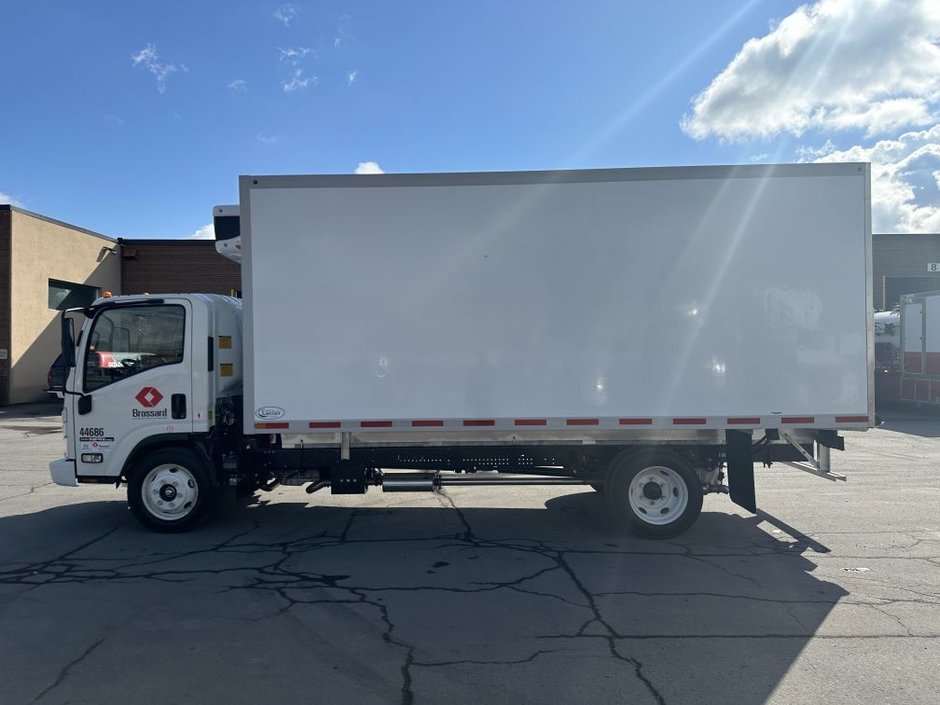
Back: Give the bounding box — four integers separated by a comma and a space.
171, 394, 187, 420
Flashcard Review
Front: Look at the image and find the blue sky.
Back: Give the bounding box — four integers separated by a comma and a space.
1, 0, 938, 238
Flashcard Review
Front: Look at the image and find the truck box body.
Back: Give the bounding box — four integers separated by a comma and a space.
241, 164, 873, 435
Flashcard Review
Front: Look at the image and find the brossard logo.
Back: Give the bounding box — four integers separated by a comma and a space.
133, 387, 167, 418
255, 406, 286, 420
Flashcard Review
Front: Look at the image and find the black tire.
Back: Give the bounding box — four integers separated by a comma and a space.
127, 447, 215, 532
605, 449, 703, 539
590, 483, 606, 495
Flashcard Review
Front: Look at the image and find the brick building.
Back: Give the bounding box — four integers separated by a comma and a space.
120, 239, 240, 296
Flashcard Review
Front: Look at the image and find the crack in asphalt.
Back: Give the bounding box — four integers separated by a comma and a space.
684, 552, 768, 591
29, 635, 107, 704
412, 648, 567, 668
435, 490, 473, 542
361, 589, 416, 705
339, 508, 358, 542
866, 604, 916, 637
3, 524, 126, 595
552, 547, 668, 705
0, 481, 55, 503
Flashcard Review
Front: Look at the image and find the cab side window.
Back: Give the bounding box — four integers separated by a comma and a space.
84, 305, 186, 392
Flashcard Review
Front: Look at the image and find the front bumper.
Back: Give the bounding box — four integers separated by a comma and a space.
50, 458, 78, 487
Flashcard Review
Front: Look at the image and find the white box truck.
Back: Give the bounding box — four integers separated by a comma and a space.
50, 164, 874, 537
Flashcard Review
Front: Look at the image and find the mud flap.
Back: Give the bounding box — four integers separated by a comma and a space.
727, 430, 756, 513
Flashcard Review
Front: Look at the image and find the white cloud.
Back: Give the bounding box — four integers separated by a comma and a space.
814, 124, 940, 233
334, 15, 352, 49
277, 47, 315, 92
355, 161, 384, 175
131, 44, 187, 94
681, 0, 940, 232
282, 69, 315, 93
273, 4, 299, 27
0, 191, 24, 208
228, 79, 247, 93
347, 69, 359, 86
682, 0, 940, 141
257, 131, 284, 145
278, 47, 312, 62
795, 139, 837, 161
189, 224, 215, 240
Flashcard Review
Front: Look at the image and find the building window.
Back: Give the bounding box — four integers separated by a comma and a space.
48, 279, 99, 310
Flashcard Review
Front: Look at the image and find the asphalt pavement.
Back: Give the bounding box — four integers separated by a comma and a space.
0, 401, 938, 705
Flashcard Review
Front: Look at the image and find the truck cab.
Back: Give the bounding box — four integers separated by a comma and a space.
51, 294, 242, 527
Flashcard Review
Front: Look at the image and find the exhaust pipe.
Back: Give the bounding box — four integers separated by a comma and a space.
305, 480, 330, 494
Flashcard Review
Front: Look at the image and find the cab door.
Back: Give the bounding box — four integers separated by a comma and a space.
71, 300, 193, 479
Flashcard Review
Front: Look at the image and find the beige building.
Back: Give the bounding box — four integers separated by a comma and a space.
0, 205, 122, 404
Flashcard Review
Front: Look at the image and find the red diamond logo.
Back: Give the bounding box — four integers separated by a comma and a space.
135, 387, 164, 408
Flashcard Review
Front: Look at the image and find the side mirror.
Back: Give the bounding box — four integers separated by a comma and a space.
61, 313, 76, 368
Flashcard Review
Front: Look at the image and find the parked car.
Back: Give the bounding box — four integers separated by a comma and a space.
47, 354, 66, 399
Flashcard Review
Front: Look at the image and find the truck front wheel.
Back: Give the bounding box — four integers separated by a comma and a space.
128, 448, 214, 532
606, 450, 703, 539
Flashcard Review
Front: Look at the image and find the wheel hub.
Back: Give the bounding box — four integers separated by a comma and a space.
159, 484, 178, 501
642, 481, 663, 500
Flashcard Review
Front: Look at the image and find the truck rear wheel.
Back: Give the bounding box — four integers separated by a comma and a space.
606, 450, 702, 538
128, 448, 214, 532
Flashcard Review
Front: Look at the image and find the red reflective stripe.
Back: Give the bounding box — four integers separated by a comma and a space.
463, 419, 495, 427
361, 421, 393, 428
255, 422, 288, 430
727, 417, 761, 425
514, 419, 547, 426
619, 418, 653, 425
835, 415, 869, 423
309, 421, 341, 429
673, 418, 707, 425
567, 418, 599, 426
412, 420, 444, 427
782, 416, 814, 424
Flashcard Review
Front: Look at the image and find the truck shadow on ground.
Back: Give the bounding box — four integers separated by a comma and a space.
0, 493, 845, 705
